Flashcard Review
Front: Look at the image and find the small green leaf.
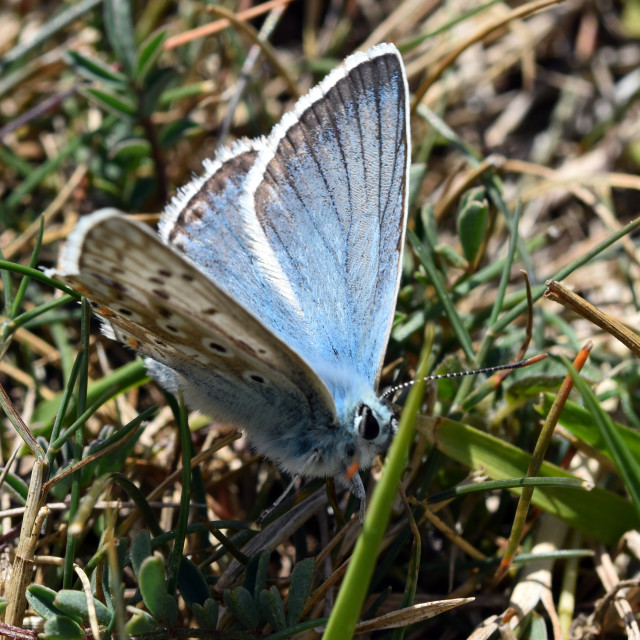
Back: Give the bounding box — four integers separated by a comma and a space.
243, 551, 270, 601
193, 597, 219, 630
177, 556, 211, 608
66, 50, 128, 86
136, 29, 167, 83
85, 87, 137, 118
93, 418, 145, 478
192, 603, 208, 629
457, 188, 488, 264
259, 586, 286, 631
519, 610, 548, 639
26, 585, 77, 622
40, 615, 85, 640
0, 597, 7, 614
103, 0, 137, 77
159, 119, 198, 149
109, 137, 151, 159
139, 556, 167, 621
126, 609, 159, 634
3, 471, 28, 501
159, 81, 212, 105
204, 598, 219, 628
139, 66, 178, 117
434, 242, 467, 269
87, 176, 118, 198
165, 594, 178, 627
224, 587, 259, 629
459, 185, 486, 210
129, 176, 157, 210
287, 558, 315, 625
419, 203, 438, 252
55, 590, 112, 625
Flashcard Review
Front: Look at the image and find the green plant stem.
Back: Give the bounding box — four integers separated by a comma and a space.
63, 299, 90, 587
323, 328, 434, 640
166, 398, 191, 594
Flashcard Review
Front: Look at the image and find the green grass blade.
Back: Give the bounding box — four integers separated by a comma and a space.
564, 356, 640, 519
408, 228, 475, 362
323, 334, 433, 639
418, 413, 638, 544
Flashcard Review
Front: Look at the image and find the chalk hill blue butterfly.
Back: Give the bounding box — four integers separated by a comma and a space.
51, 43, 410, 515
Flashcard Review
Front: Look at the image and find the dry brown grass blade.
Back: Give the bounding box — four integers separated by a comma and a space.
2, 460, 48, 633
545, 280, 640, 357
115, 431, 241, 536
163, 0, 299, 98
411, 0, 563, 111
592, 550, 640, 640
361, 0, 441, 50
434, 155, 506, 223
3, 165, 87, 261
163, 0, 295, 50
214, 489, 328, 593
351, 598, 475, 634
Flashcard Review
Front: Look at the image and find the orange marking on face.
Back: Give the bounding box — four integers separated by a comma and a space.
345, 459, 359, 480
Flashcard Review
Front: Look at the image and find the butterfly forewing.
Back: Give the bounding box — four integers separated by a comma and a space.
245, 45, 409, 389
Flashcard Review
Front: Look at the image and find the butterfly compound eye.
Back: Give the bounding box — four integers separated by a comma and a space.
358, 405, 380, 441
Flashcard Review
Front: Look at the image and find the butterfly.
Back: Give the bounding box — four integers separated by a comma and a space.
51, 43, 410, 517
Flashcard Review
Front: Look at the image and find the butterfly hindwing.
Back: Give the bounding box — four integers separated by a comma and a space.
53, 210, 337, 441
157, 142, 315, 360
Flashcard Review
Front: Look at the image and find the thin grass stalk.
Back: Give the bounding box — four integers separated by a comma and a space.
499, 342, 593, 574
9, 220, 44, 320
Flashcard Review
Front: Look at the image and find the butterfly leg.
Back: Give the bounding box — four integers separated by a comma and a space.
256, 473, 302, 525
256, 450, 322, 524
347, 473, 367, 522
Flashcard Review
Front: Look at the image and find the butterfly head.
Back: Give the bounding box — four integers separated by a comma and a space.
345, 395, 397, 472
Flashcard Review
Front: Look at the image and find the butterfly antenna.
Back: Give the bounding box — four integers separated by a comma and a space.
381, 353, 547, 399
